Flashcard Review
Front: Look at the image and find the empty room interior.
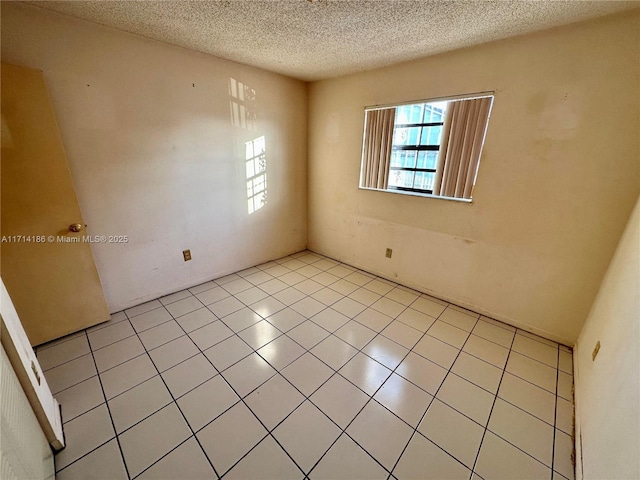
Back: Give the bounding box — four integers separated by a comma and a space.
0, 1, 638, 480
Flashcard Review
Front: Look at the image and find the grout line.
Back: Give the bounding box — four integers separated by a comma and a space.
121, 306, 222, 480
386, 313, 481, 478
468, 330, 518, 478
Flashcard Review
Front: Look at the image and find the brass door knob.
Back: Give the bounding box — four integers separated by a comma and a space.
69, 223, 84, 233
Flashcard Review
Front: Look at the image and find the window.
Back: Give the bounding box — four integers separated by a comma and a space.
359, 93, 493, 201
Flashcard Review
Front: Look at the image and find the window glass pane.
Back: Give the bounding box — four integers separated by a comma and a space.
416, 151, 438, 170
388, 169, 415, 189
393, 127, 421, 146
414, 171, 435, 191
423, 101, 447, 123
420, 126, 442, 145
391, 151, 417, 168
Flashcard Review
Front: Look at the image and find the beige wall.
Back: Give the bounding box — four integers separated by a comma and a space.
308, 11, 640, 344
1, 3, 308, 312
573, 196, 639, 480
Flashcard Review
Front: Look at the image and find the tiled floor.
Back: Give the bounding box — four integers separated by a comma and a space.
38, 250, 575, 480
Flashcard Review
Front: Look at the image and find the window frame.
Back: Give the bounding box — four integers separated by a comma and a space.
360, 91, 494, 203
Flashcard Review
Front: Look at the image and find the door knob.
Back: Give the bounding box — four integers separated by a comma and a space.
68, 223, 84, 233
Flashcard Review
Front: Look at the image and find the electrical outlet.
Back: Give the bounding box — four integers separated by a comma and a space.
183, 249, 192, 261
592, 340, 601, 361
385, 248, 392, 258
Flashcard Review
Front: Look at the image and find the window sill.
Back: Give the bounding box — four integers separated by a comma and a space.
358, 186, 474, 204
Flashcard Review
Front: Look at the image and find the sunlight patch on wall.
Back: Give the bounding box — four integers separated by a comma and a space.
229, 77, 256, 131
246, 136, 267, 214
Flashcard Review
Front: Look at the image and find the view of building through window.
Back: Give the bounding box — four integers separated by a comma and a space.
389, 101, 448, 194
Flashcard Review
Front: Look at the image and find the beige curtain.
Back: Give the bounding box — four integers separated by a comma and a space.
361, 107, 396, 189
433, 97, 492, 199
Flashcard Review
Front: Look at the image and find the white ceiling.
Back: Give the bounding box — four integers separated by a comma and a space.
27, 0, 639, 81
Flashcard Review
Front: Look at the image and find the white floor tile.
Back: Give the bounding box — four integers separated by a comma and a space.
165, 296, 203, 318
451, 352, 503, 394
55, 404, 115, 471
475, 431, 550, 480
55, 376, 104, 423
488, 398, 554, 467
381, 320, 423, 349
245, 374, 305, 429
108, 376, 172, 434
506, 352, 557, 393
310, 433, 388, 480
555, 397, 574, 435
158, 289, 192, 306
436, 373, 495, 426
138, 320, 184, 350
558, 350, 573, 375
311, 335, 358, 370
385, 287, 420, 306
335, 320, 377, 349
412, 334, 460, 369
189, 320, 236, 352
125, 300, 162, 318
209, 296, 245, 318
256, 334, 306, 370
472, 319, 515, 348
119, 403, 191, 477
311, 307, 351, 332
354, 308, 394, 332
439, 307, 478, 332
194, 286, 230, 305
311, 286, 344, 305
339, 352, 392, 396
347, 400, 414, 470
148, 335, 200, 372
393, 432, 470, 479
100, 354, 157, 399
395, 352, 447, 396
238, 319, 282, 349
282, 353, 333, 396
265, 307, 307, 333
349, 287, 382, 306
512, 334, 558, 368
225, 435, 304, 479
410, 296, 447, 318
220, 307, 262, 333
370, 297, 405, 318
418, 399, 484, 469
235, 286, 270, 305
287, 320, 330, 350
222, 352, 277, 397
250, 296, 287, 318
93, 335, 145, 372
161, 353, 217, 398
463, 334, 510, 369
274, 286, 307, 306
137, 437, 216, 479
45, 354, 97, 395
273, 400, 342, 473
204, 335, 253, 371
396, 308, 436, 332
553, 429, 575, 480
177, 375, 239, 431
499, 372, 556, 425
38, 335, 90, 371
362, 335, 409, 370
374, 373, 433, 427
196, 402, 267, 475
87, 320, 135, 351
311, 374, 370, 429
129, 307, 172, 333
56, 439, 127, 480
175, 307, 217, 333
427, 320, 470, 349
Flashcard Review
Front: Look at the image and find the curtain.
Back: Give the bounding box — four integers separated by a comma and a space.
433, 97, 492, 199
361, 107, 396, 189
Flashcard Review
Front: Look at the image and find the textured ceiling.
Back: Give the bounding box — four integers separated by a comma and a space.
27, 0, 639, 81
